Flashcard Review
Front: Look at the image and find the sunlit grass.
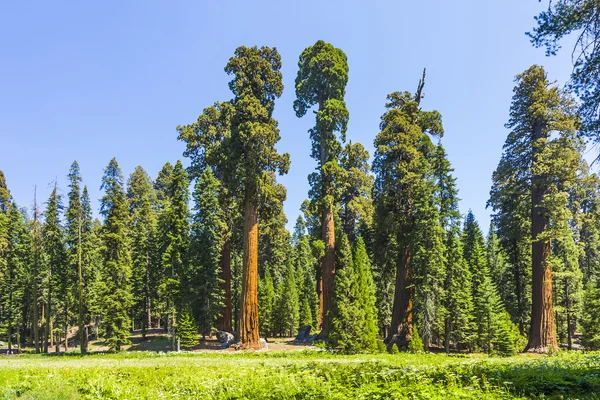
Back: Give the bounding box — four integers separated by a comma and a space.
1, 350, 599, 399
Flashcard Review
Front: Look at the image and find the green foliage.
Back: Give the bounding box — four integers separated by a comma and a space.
493, 311, 521, 356
177, 309, 199, 350
389, 343, 399, 354
258, 267, 276, 337
274, 260, 299, 337
581, 281, 600, 349
189, 168, 225, 337
353, 237, 378, 351
408, 325, 424, 353
100, 158, 133, 351
529, 0, 600, 140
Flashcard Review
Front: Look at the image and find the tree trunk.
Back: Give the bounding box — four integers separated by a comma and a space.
319, 204, 336, 338
239, 198, 261, 349
220, 234, 233, 333
526, 121, 558, 353
78, 217, 85, 353
565, 278, 572, 351
65, 303, 69, 352
386, 244, 413, 350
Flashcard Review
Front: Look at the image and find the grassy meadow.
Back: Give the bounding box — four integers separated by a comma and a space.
1, 350, 600, 399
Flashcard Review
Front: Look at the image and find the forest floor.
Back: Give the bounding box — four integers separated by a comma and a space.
1, 349, 600, 399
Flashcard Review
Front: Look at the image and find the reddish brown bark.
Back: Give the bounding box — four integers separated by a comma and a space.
219, 235, 233, 333
319, 204, 336, 337
526, 121, 558, 353
239, 199, 262, 349
385, 244, 413, 350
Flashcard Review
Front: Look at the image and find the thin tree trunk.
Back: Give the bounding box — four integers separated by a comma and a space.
44, 299, 49, 353
146, 252, 151, 330
526, 121, 558, 353
386, 244, 413, 350
565, 278, 572, 351
220, 234, 233, 332
78, 216, 85, 353
319, 204, 336, 338
65, 301, 69, 352
239, 198, 261, 349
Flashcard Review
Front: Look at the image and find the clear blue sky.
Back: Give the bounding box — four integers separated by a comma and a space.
0, 1, 580, 231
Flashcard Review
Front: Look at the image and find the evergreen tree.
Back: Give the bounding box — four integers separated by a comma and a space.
433, 143, 475, 352
178, 100, 237, 333
294, 40, 349, 336
293, 216, 319, 331
489, 65, 581, 352
258, 267, 275, 338
530, 0, 600, 140
373, 71, 444, 351
159, 160, 190, 350
340, 142, 373, 244
353, 237, 378, 351
273, 260, 299, 337
189, 168, 225, 338
225, 46, 289, 348
42, 184, 69, 352
177, 308, 199, 350
100, 158, 132, 351
329, 234, 362, 352
581, 281, 600, 349
127, 166, 159, 333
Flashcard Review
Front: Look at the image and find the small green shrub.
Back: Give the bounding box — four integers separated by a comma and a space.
408, 325, 424, 353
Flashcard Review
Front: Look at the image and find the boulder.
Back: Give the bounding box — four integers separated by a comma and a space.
216, 331, 235, 349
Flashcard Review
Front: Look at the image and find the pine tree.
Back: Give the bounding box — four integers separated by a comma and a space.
373, 71, 444, 351
294, 40, 349, 336
340, 142, 373, 244
100, 158, 132, 351
293, 217, 319, 332
329, 234, 362, 352
177, 308, 199, 350
581, 281, 600, 350
225, 46, 289, 348
159, 160, 189, 350
274, 260, 299, 337
353, 237, 378, 351
42, 184, 69, 352
189, 168, 225, 338
178, 100, 237, 333
489, 65, 582, 352
127, 166, 159, 333
258, 267, 275, 338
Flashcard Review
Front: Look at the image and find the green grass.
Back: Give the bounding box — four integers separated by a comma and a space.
1, 351, 599, 399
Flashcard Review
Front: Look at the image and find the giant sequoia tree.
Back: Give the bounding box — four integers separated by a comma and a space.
373, 72, 444, 350
293, 40, 349, 336
224, 46, 289, 348
489, 65, 582, 352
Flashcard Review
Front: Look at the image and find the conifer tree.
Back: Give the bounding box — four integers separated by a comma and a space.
159, 160, 190, 350
189, 168, 225, 337
43, 184, 69, 352
581, 281, 600, 349
293, 216, 319, 331
274, 260, 299, 337
489, 65, 582, 352
2, 203, 28, 352
329, 234, 362, 352
340, 142, 373, 244
373, 71, 444, 350
178, 100, 237, 333
258, 267, 275, 338
177, 308, 199, 350
294, 40, 349, 336
100, 158, 132, 351
433, 143, 475, 352
225, 46, 289, 348
353, 237, 378, 351
127, 166, 159, 332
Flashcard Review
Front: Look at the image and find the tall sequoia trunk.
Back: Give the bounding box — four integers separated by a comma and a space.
385, 244, 413, 350
526, 121, 558, 353
319, 204, 336, 337
219, 234, 233, 333
239, 197, 261, 349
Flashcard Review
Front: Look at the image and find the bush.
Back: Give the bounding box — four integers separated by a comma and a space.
408, 325, 424, 353
177, 310, 199, 350
376, 340, 387, 353
389, 343, 399, 354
